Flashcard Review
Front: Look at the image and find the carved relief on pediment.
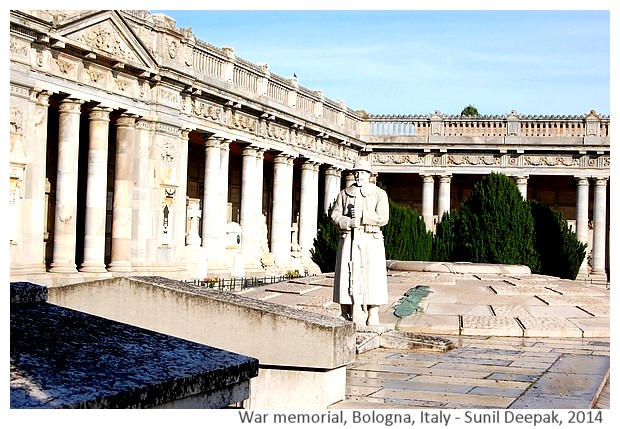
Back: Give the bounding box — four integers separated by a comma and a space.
69, 20, 140, 64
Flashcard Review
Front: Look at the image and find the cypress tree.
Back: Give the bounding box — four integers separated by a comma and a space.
452, 173, 540, 271
529, 200, 586, 279
310, 205, 340, 273
432, 209, 459, 261
383, 200, 433, 261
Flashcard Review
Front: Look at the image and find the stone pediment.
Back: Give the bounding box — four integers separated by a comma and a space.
54, 10, 157, 73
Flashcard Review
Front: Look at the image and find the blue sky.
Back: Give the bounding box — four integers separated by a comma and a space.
151, 7, 611, 117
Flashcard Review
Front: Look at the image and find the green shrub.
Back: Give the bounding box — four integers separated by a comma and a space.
437, 173, 540, 272
529, 200, 586, 279
383, 201, 433, 261
310, 205, 340, 273
432, 209, 459, 261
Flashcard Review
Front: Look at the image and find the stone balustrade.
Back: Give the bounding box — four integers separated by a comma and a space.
365, 110, 610, 146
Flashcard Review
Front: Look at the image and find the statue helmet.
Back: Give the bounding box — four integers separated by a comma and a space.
351, 159, 373, 174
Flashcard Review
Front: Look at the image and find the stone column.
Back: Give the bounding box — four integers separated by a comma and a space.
591, 177, 608, 276
80, 106, 112, 272
437, 174, 451, 221
201, 137, 222, 258
219, 140, 231, 225
108, 114, 136, 272
575, 177, 590, 273
299, 161, 320, 262
421, 174, 435, 231
514, 175, 528, 199
22, 90, 50, 273
324, 167, 342, 213
240, 146, 259, 265
254, 149, 266, 261
345, 171, 355, 188
132, 118, 155, 268
49, 98, 83, 274
271, 154, 294, 262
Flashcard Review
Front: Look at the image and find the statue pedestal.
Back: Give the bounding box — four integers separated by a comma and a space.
185, 244, 206, 280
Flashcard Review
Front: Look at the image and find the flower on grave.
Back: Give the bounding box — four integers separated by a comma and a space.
204, 277, 219, 287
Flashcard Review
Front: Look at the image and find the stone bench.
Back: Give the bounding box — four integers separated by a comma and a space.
45, 276, 357, 408
10, 282, 258, 409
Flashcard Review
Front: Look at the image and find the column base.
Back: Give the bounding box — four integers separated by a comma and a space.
107, 262, 133, 272
79, 262, 108, 273
49, 263, 78, 274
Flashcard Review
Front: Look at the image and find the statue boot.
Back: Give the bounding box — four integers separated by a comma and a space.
339, 304, 352, 321
367, 305, 380, 326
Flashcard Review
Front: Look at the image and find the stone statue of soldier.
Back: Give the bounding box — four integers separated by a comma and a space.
331, 159, 389, 326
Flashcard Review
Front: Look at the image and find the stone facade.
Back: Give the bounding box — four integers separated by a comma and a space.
9, 10, 610, 283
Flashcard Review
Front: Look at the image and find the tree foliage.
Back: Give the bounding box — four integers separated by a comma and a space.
435, 173, 540, 272
382, 201, 433, 261
529, 200, 586, 280
310, 205, 340, 273
460, 104, 480, 117
431, 209, 458, 262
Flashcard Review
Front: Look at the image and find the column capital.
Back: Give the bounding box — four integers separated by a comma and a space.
513, 175, 528, 185
325, 166, 342, 176
88, 106, 113, 121
58, 98, 84, 114
116, 113, 137, 128
274, 153, 295, 165
438, 174, 452, 183
575, 176, 590, 185
301, 160, 320, 171
33, 90, 51, 106
242, 146, 258, 157
205, 136, 222, 149
421, 174, 435, 183
180, 128, 191, 140
593, 177, 608, 186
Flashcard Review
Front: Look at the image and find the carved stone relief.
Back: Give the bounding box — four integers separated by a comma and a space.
156, 141, 179, 187
523, 156, 578, 167
70, 21, 140, 64
193, 100, 222, 121
266, 122, 289, 141
232, 112, 258, 133
9, 37, 29, 58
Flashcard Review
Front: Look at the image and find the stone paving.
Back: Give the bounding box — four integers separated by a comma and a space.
236, 262, 610, 408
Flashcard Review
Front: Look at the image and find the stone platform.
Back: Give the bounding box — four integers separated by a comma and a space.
241, 261, 610, 339
236, 261, 610, 409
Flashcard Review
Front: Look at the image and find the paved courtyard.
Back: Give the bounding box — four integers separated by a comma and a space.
237, 262, 610, 408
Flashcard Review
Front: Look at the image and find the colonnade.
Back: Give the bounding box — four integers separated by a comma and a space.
13, 93, 351, 277
407, 172, 608, 277
10, 93, 609, 281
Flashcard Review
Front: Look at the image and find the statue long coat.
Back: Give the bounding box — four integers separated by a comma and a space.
331, 183, 389, 306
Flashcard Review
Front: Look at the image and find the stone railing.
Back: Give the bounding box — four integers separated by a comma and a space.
190, 38, 356, 131
365, 110, 610, 147
143, 11, 610, 148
